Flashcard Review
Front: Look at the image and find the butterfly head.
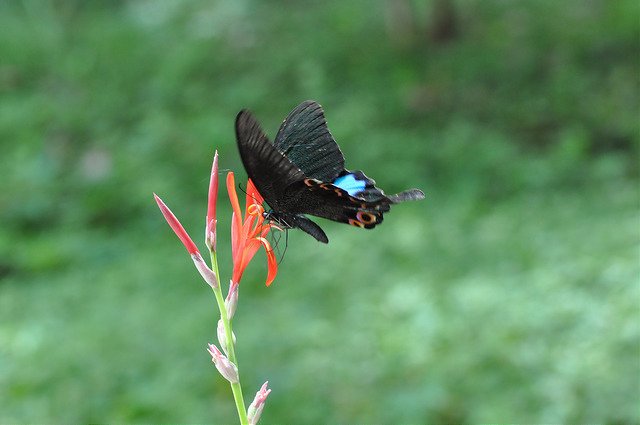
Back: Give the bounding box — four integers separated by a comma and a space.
263, 210, 294, 229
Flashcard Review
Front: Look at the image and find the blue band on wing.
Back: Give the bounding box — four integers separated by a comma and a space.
333, 174, 366, 196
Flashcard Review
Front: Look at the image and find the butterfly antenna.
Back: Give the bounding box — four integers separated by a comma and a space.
237, 182, 263, 206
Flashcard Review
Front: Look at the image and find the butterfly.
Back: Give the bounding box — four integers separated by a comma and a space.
235, 100, 425, 244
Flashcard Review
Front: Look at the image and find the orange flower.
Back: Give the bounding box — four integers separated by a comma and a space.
226, 172, 278, 286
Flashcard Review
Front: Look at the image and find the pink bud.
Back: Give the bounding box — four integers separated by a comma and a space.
217, 319, 236, 356
247, 381, 271, 425
207, 343, 239, 383
191, 252, 218, 288
205, 218, 217, 252
225, 280, 239, 319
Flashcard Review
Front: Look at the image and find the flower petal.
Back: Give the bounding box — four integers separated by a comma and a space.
238, 238, 262, 280
226, 172, 243, 249
255, 236, 278, 286
247, 178, 264, 206
230, 212, 241, 264
231, 212, 244, 284
154, 193, 199, 255
243, 210, 258, 240
191, 252, 218, 288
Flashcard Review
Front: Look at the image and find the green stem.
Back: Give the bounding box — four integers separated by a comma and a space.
210, 250, 248, 425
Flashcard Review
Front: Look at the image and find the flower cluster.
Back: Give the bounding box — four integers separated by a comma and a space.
227, 172, 278, 287
155, 152, 278, 289
155, 150, 275, 424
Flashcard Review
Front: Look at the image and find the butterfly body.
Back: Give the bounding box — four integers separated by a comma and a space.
263, 210, 329, 244
236, 100, 424, 243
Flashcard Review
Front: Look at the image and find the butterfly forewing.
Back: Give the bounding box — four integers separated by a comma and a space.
235, 110, 305, 211
274, 100, 345, 182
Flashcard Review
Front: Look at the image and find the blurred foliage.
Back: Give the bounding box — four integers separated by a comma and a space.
0, 0, 638, 423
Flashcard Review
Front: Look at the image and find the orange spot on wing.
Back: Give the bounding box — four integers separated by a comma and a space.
320, 183, 332, 190
356, 211, 377, 224
348, 219, 365, 228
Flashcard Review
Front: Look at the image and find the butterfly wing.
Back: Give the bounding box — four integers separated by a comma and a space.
283, 172, 425, 229
274, 101, 424, 204
274, 100, 345, 182
281, 178, 388, 229
235, 110, 305, 211
237, 103, 425, 242
332, 170, 425, 203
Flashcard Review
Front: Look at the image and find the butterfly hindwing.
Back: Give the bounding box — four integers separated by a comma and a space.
274, 100, 345, 182
332, 170, 388, 201
285, 178, 390, 229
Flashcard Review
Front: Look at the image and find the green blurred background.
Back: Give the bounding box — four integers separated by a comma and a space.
1, 0, 638, 423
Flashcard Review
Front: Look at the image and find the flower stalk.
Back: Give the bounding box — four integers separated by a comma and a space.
155, 150, 275, 425
209, 247, 249, 424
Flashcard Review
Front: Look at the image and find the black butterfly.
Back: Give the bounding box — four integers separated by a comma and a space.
235, 100, 424, 244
